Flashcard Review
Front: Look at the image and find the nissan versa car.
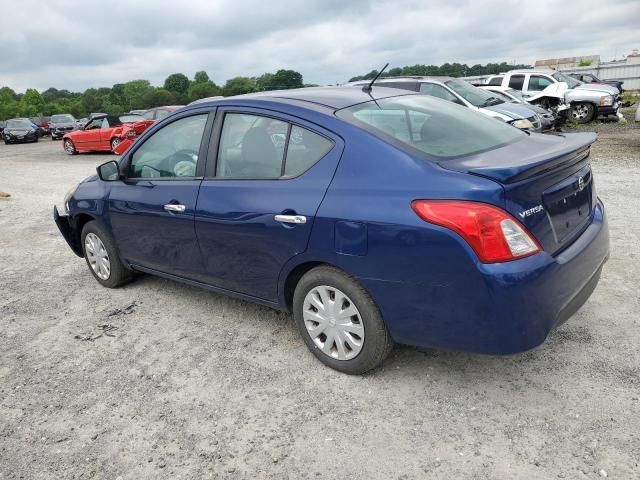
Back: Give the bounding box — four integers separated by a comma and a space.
54, 87, 609, 374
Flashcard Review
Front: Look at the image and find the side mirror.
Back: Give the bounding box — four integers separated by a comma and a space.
97, 161, 121, 181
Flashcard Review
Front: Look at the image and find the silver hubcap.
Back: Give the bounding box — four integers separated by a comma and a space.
64, 140, 74, 154
111, 138, 120, 150
85, 233, 110, 280
303, 286, 364, 361
572, 104, 589, 120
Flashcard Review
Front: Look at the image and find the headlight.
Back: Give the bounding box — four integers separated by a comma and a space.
63, 186, 77, 214
510, 119, 534, 130
599, 95, 614, 106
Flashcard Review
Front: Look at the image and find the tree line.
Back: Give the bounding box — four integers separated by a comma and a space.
0, 69, 306, 120
348, 61, 532, 82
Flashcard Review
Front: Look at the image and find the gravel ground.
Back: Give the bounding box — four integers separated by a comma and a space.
1, 121, 639, 479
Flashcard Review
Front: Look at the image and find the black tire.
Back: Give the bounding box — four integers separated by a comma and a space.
34, 136, 38, 143
293, 266, 393, 374
570, 102, 595, 124
63, 139, 77, 155
80, 221, 134, 288
110, 137, 121, 152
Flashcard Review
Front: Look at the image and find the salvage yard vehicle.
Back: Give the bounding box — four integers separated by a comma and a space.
487, 69, 620, 123
478, 85, 557, 131
569, 72, 624, 92
112, 106, 185, 155
54, 86, 609, 374
352, 76, 544, 132
49, 114, 78, 140
3, 118, 40, 144
62, 114, 153, 154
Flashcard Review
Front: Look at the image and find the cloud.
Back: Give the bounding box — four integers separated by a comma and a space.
0, 0, 637, 92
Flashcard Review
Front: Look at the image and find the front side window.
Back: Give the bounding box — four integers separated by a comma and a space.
86, 118, 103, 130
487, 76, 504, 86
419, 83, 463, 105
508, 75, 525, 90
216, 113, 334, 179
336, 95, 524, 159
129, 114, 207, 179
528, 75, 553, 91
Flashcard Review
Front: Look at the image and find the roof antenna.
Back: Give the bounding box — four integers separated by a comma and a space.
362, 63, 389, 93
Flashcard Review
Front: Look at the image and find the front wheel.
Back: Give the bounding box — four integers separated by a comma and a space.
81, 221, 134, 288
293, 266, 393, 374
63, 139, 77, 155
570, 102, 595, 123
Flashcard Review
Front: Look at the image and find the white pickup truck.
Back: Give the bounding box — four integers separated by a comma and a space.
486, 69, 620, 123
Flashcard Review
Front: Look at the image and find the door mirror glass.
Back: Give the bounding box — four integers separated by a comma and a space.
97, 161, 120, 181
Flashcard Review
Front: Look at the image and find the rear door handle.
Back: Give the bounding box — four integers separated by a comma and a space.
164, 203, 186, 213
274, 214, 307, 224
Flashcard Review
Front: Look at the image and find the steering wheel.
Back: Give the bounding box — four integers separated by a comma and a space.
168, 148, 198, 177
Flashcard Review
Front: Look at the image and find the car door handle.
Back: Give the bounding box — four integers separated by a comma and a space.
274, 214, 307, 224
164, 203, 186, 213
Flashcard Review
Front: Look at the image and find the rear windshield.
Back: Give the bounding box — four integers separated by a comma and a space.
336, 95, 524, 159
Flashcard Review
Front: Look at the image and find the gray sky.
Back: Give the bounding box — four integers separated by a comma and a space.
1, 0, 638, 93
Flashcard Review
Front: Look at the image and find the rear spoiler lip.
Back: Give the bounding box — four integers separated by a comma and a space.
439, 132, 597, 184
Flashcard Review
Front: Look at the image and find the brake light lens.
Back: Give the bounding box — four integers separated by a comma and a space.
411, 200, 541, 263
126, 130, 137, 137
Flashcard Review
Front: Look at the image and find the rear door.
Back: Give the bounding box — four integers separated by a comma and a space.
108, 109, 214, 277
194, 108, 343, 301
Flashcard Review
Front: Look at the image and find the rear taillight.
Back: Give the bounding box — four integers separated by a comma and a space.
127, 130, 137, 137
411, 200, 541, 263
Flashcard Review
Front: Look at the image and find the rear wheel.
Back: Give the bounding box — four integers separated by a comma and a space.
293, 266, 393, 374
63, 139, 77, 155
81, 221, 133, 288
110, 137, 121, 152
570, 102, 595, 123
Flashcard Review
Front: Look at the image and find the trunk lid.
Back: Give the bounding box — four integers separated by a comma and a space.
439, 132, 597, 255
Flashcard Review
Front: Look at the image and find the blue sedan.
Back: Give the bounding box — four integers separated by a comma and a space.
54, 86, 609, 374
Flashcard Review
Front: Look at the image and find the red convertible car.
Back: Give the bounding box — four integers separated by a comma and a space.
62, 114, 153, 155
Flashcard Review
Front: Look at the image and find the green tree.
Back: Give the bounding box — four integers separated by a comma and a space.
141, 88, 176, 108
263, 69, 304, 90
122, 80, 152, 110
194, 71, 210, 83
255, 72, 274, 91
80, 89, 104, 113
164, 73, 190, 95
188, 81, 221, 102
222, 77, 257, 96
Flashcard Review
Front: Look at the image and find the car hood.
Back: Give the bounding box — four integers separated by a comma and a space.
484, 102, 533, 120
5, 128, 32, 134
575, 83, 619, 95
523, 103, 554, 116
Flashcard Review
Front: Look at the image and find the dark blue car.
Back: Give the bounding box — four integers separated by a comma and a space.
54, 87, 609, 374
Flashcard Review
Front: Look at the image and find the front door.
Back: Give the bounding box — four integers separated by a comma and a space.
194, 109, 343, 301
76, 117, 103, 149
108, 111, 213, 277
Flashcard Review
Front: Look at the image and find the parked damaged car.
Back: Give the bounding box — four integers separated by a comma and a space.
569, 73, 623, 93
351, 77, 544, 132
54, 87, 609, 374
487, 70, 621, 123
478, 85, 558, 131
62, 114, 154, 155
3, 118, 40, 144
49, 114, 79, 140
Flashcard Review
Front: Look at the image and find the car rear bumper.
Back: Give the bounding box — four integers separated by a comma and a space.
359, 199, 609, 354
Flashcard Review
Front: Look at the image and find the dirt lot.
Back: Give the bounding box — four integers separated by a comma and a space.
1, 114, 639, 479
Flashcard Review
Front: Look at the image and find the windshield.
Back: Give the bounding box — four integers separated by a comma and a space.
487, 90, 518, 103
119, 115, 144, 123
51, 114, 75, 123
336, 95, 524, 159
445, 79, 503, 107
552, 71, 582, 89
6, 119, 32, 129
505, 88, 527, 102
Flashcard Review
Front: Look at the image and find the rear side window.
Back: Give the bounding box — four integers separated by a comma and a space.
337, 95, 524, 159
508, 75, 525, 90
216, 113, 333, 179
419, 83, 462, 104
528, 75, 553, 91
487, 76, 503, 86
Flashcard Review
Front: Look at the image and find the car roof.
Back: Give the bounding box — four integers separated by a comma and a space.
147, 105, 184, 111
189, 86, 417, 111
350, 76, 455, 84
508, 69, 556, 75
